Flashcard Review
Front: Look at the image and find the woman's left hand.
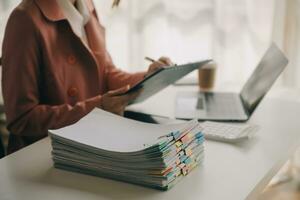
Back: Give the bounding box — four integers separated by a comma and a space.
146, 56, 174, 77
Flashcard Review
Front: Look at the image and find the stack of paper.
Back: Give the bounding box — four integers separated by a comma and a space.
49, 109, 205, 190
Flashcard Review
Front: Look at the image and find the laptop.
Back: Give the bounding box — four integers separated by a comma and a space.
175, 43, 289, 121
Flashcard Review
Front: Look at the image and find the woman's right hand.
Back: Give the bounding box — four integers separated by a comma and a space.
100, 85, 140, 116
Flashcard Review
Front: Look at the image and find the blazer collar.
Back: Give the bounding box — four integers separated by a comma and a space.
34, 0, 95, 22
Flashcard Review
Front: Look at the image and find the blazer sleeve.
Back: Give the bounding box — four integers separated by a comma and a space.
1, 9, 102, 137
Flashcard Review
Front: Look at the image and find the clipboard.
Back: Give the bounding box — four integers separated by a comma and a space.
123, 60, 212, 104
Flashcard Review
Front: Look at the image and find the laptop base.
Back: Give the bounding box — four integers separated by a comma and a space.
175, 91, 249, 122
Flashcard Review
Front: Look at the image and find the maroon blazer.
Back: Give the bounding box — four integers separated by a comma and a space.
1, 0, 145, 154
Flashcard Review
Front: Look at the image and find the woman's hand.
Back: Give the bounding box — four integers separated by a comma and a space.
146, 56, 174, 77
101, 85, 140, 116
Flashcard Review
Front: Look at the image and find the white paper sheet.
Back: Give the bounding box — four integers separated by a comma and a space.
50, 109, 193, 153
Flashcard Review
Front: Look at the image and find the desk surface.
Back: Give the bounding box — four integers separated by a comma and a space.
1, 86, 300, 200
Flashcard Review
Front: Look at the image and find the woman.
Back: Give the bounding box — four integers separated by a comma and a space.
1, 0, 173, 154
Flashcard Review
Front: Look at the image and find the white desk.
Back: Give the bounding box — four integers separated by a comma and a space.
1, 86, 300, 200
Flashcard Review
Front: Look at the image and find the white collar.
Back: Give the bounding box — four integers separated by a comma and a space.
56, 0, 90, 41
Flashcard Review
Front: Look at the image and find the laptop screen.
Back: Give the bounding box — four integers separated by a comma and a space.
240, 43, 289, 114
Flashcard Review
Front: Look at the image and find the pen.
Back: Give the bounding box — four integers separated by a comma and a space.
145, 57, 156, 63
145, 56, 177, 66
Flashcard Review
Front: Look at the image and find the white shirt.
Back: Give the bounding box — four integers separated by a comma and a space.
56, 0, 91, 45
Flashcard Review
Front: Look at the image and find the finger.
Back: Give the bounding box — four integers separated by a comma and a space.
119, 110, 125, 116
127, 89, 142, 101
159, 56, 171, 63
114, 106, 125, 116
119, 106, 126, 116
149, 62, 165, 71
146, 62, 165, 77
120, 89, 142, 105
104, 97, 126, 115
107, 85, 130, 96
159, 56, 173, 66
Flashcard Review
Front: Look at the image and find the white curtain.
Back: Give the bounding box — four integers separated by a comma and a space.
0, 0, 20, 51
0, 0, 20, 103
95, 0, 278, 88
95, 0, 300, 90
272, 0, 300, 88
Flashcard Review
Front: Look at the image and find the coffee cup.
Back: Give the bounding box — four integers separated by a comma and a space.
198, 61, 217, 91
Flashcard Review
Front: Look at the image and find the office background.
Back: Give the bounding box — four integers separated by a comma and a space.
0, 0, 300, 92
0, 0, 300, 197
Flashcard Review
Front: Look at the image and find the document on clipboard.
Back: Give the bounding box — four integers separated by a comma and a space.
124, 60, 212, 104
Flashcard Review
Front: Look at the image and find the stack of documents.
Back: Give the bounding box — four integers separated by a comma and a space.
49, 109, 205, 190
